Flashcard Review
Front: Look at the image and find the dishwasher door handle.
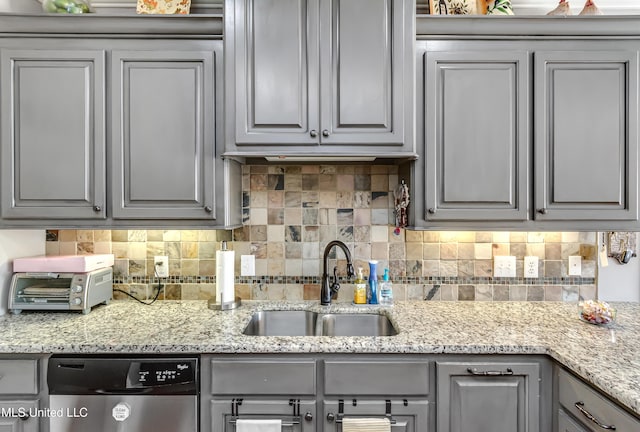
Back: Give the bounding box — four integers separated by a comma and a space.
94, 388, 154, 395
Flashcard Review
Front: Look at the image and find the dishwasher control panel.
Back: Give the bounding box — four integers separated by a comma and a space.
132, 361, 196, 387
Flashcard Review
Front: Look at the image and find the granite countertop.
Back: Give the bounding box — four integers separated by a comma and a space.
0, 300, 638, 417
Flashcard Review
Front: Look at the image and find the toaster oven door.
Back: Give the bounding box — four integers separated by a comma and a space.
10, 274, 71, 311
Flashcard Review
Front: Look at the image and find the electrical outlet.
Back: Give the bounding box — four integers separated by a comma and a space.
494, 256, 516, 277
569, 256, 582, 276
154, 255, 169, 278
241, 255, 255, 276
524, 256, 539, 278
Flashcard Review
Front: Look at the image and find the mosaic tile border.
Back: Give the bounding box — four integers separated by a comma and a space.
113, 275, 596, 286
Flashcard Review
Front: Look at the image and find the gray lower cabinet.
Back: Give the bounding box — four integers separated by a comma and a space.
0, 45, 106, 220
203, 357, 317, 432
111, 47, 223, 220
224, 0, 415, 156
556, 367, 640, 432
0, 358, 43, 432
534, 50, 639, 222
436, 361, 542, 432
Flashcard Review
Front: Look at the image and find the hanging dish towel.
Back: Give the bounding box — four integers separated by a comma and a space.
235, 419, 282, 432
342, 417, 391, 432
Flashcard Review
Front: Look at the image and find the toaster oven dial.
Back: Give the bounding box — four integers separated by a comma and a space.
72, 298, 82, 305
72, 285, 83, 293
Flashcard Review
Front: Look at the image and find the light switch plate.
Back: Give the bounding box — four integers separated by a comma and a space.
494, 256, 516, 277
569, 256, 582, 276
241, 255, 255, 276
524, 256, 539, 278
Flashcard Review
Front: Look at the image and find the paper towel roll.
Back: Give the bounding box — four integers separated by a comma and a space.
216, 245, 235, 304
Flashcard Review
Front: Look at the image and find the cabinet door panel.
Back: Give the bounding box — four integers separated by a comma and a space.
424, 51, 529, 221
323, 399, 430, 432
211, 399, 316, 432
436, 362, 540, 432
535, 51, 638, 220
112, 49, 216, 219
234, 0, 319, 145
0, 48, 106, 219
321, 0, 405, 145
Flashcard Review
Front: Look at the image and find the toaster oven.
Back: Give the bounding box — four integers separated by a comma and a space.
8, 267, 113, 314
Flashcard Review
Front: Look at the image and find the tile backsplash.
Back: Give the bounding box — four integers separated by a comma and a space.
45, 164, 597, 302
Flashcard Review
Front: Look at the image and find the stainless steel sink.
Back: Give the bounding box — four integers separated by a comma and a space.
320, 313, 398, 336
242, 310, 318, 336
242, 310, 398, 336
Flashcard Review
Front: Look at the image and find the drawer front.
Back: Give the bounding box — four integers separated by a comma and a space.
0, 400, 39, 432
558, 408, 588, 432
0, 360, 38, 395
210, 360, 316, 396
558, 369, 640, 431
324, 361, 430, 396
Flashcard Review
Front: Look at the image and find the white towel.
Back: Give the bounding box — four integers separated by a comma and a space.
342, 417, 391, 432
235, 419, 281, 432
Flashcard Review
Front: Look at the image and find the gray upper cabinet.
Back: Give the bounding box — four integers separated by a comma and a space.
423, 50, 529, 221
225, 0, 415, 157
0, 46, 106, 220
111, 48, 218, 220
534, 50, 639, 221
0, 15, 241, 228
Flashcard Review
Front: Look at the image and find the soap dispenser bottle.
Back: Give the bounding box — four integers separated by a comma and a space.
379, 268, 393, 306
354, 267, 367, 304
368, 260, 379, 304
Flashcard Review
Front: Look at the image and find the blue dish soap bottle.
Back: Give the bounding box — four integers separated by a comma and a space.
368, 260, 379, 304
379, 268, 393, 306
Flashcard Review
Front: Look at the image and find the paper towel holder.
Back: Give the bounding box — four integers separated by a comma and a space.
208, 297, 242, 311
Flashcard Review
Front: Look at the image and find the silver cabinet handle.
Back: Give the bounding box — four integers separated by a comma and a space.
326, 413, 335, 422
467, 367, 513, 376
93, 205, 102, 212
310, 129, 318, 138
18, 413, 30, 421
304, 412, 313, 422
537, 208, 548, 215
204, 206, 213, 213
574, 402, 616, 430
322, 129, 330, 137
428, 208, 436, 214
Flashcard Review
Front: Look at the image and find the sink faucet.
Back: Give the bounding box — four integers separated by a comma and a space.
321, 240, 355, 305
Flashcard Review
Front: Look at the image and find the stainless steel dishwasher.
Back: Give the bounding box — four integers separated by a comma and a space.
48, 355, 198, 432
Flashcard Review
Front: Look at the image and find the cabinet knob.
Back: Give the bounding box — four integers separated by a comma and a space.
322, 129, 330, 137
93, 205, 102, 212
326, 413, 335, 422
310, 129, 318, 138
204, 206, 213, 213
537, 208, 548, 215
304, 412, 313, 422
428, 208, 436, 214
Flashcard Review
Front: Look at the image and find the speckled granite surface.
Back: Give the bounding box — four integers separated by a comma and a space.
0, 300, 638, 417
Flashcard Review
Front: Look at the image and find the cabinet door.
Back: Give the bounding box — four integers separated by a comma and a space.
323, 399, 430, 432
231, 0, 319, 145
112, 48, 217, 219
0, 400, 39, 432
0, 48, 106, 220
423, 51, 529, 221
210, 399, 316, 432
436, 362, 540, 432
319, 0, 410, 146
534, 50, 639, 221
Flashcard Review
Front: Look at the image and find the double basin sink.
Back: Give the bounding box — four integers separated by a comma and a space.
243, 310, 398, 337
